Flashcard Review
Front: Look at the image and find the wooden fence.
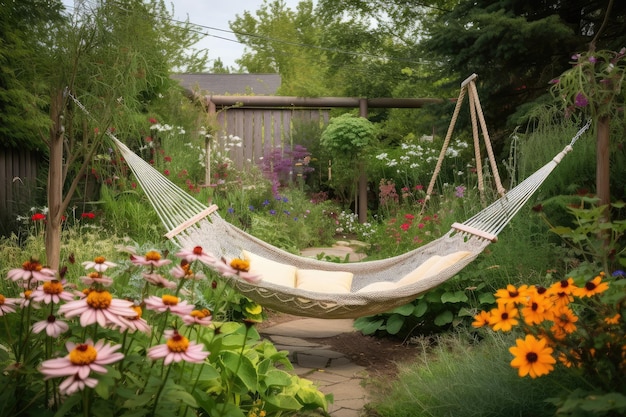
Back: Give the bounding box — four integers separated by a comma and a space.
0, 148, 41, 235
214, 107, 330, 169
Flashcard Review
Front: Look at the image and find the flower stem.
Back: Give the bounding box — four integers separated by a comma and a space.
151, 364, 173, 415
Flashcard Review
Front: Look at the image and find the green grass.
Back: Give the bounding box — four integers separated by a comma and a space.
366, 331, 579, 417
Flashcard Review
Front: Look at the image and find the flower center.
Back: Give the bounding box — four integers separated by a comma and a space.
525, 352, 538, 363
43, 280, 64, 295
559, 280, 570, 288
47, 315, 57, 323
230, 258, 250, 272
86, 290, 112, 309
531, 302, 539, 312
192, 246, 203, 255
130, 305, 142, 319
94, 256, 106, 264
190, 309, 211, 319
23, 290, 32, 299
0, 294, 5, 304
508, 290, 519, 298
69, 344, 97, 365
167, 332, 189, 352
145, 251, 161, 261
501, 313, 509, 320
162, 294, 179, 306
88, 271, 100, 279
22, 260, 43, 272
585, 281, 597, 291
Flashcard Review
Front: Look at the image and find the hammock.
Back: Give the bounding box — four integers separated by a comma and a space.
104, 120, 590, 319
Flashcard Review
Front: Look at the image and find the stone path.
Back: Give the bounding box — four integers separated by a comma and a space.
260, 318, 369, 417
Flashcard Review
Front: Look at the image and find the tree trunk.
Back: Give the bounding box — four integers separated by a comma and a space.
45, 90, 64, 270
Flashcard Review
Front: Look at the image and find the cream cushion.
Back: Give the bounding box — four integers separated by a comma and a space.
241, 250, 297, 288
356, 281, 398, 293
296, 269, 354, 294
397, 251, 471, 287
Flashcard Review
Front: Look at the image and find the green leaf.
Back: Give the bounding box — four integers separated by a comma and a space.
262, 369, 293, 387
440, 290, 468, 303
434, 310, 454, 326
457, 307, 475, 317
219, 351, 258, 391
385, 314, 406, 335
391, 302, 415, 316
478, 293, 496, 305
354, 317, 384, 335
413, 301, 428, 317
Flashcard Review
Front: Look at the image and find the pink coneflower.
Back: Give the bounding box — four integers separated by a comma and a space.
0, 294, 18, 316
39, 339, 124, 396
182, 308, 212, 326
175, 246, 216, 266
16, 289, 35, 308
122, 305, 151, 334
142, 273, 177, 289
212, 258, 262, 283
131, 250, 172, 267
170, 262, 206, 281
7, 260, 56, 283
31, 280, 76, 304
32, 315, 69, 337
80, 271, 113, 287
59, 289, 137, 329
144, 294, 195, 317
147, 329, 209, 365
82, 256, 117, 273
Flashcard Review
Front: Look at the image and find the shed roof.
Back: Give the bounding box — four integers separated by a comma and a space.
171, 73, 281, 96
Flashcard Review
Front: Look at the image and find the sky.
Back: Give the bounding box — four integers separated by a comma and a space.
62, 0, 305, 70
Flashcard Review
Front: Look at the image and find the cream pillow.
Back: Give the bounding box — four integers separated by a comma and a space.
396, 255, 442, 287
296, 269, 354, 294
397, 251, 471, 287
241, 250, 297, 288
356, 281, 398, 293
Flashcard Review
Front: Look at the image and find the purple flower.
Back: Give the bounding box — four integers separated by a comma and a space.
248, 205, 255, 211
574, 93, 588, 107
612, 270, 625, 277
227, 207, 234, 214
269, 209, 276, 215
455, 185, 466, 198
588, 56, 597, 63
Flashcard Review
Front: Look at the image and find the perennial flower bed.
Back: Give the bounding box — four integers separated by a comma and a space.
473, 270, 626, 414
0, 245, 328, 416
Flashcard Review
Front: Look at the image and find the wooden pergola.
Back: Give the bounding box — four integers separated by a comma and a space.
204, 95, 444, 223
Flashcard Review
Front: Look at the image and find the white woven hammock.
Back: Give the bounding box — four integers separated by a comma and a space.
102, 120, 590, 319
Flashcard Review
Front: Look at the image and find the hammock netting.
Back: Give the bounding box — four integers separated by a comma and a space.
104, 119, 590, 319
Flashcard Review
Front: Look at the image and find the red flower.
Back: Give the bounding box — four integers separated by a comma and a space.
81, 212, 95, 219
31, 213, 46, 221
404, 213, 415, 221
145, 136, 153, 142
400, 223, 410, 231
149, 117, 158, 124
415, 184, 424, 191
164, 156, 172, 162
164, 169, 170, 176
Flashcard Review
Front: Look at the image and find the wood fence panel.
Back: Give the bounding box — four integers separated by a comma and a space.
214, 108, 329, 171
0, 148, 40, 235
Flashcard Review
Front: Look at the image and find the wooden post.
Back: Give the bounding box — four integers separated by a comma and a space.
596, 115, 611, 211
358, 99, 368, 224
45, 89, 64, 270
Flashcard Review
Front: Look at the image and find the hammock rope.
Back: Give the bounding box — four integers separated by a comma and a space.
67, 91, 592, 318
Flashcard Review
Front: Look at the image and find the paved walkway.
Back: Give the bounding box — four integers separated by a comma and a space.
260, 318, 369, 417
